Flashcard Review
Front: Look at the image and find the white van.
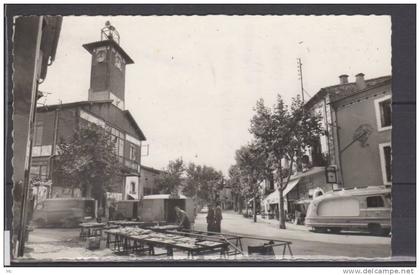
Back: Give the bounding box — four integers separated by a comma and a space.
305, 186, 391, 235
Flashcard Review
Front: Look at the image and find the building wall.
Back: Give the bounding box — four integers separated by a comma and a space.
12, 17, 43, 185
140, 166, 161, 195
77, 104, 142, 170
82, 103, 140, 142
31, 103, 144, 198
108, 48, 126, 101
334, 85, 391, 188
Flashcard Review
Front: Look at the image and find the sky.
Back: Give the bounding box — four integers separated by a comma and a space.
41, 16, 392, 175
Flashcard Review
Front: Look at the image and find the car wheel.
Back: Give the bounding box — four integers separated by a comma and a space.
313, 227, 327, 233
368, 223, 383, 235
329, 227, 341, 234
382, 228, 391, 236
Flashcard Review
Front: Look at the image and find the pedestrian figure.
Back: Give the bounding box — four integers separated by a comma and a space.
214, 203, 223, 233
175, 206, 191, 230
206, 204, 216, 233
108, 201, 116, 221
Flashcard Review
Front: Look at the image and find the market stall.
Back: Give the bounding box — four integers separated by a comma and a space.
104, 227, 228, 258
139, 194, 195, 224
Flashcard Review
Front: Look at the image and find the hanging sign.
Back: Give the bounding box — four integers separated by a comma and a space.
325, 166, 337, 184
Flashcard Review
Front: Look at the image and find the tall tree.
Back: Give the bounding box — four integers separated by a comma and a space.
227, 164, 244, 213
53, 124, 122, 210
155, 158, 185, 197
235, 143, 266, 222
250, 95, 322, 229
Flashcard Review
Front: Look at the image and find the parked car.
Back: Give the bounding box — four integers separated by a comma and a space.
32, 198, 97, 228
305, 186, 391, 235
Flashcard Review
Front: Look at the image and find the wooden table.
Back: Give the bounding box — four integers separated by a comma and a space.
147, 224, 180, 232
79, 222, 107, 240
168, 229, 294, 258
104, 229, 229, 258
108, 221, 148, 227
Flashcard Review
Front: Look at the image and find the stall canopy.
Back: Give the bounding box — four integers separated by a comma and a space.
263, 178, 300, 205
262, 166, 326, 205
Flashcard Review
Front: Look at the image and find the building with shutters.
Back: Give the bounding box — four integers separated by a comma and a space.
330, 74, 392, 188
261, 73, 392, 221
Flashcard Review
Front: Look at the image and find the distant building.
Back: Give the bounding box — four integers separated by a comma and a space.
140, 165, 163, 196
220, 184, 234, 210
30, 22, 146, 201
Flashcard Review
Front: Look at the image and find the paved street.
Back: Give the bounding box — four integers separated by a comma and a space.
193, 210, 391, 259
17, 210, 390, 261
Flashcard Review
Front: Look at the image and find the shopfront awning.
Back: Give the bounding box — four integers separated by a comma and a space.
282, 178, 301, 197
263, 178, 300, 205
262, 167, 326, 205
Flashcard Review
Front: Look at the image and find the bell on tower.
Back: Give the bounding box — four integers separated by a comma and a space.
101, 21, 120, 44
83, 21, 134, 110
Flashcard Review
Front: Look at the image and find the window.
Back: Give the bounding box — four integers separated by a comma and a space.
379, 143, 392, 185
129, 144, 137, 161
107, 126, 125, 162
34, 122, 43, 146
317, 198, 359, 216
374, 95, 392, 131
126, 134, 141, 146
367, 196, 384, 208
130, 182, 136, 194
30, 165, 48, 181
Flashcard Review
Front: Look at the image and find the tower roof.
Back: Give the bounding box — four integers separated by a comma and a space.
83, 39, 134, 64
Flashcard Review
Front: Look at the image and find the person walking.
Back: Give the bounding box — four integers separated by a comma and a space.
206, 204, 216, 233
214, 204, 223, 233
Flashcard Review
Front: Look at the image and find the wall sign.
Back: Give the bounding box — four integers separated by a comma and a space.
325, 165, 337, 184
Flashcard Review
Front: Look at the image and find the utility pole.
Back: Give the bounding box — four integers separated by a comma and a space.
297, 58, 305, 103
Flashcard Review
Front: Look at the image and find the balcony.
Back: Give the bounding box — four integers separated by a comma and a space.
124, 158, 140, 173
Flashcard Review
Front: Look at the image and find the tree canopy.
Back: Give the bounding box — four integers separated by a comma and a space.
183, 163, 224, 205
247, 95, 323, 228
53, 124, 122, 207
155, 158, 185, 197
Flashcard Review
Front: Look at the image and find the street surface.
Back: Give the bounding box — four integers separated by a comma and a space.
193, 210, 391, 259
17, 210, 390, 261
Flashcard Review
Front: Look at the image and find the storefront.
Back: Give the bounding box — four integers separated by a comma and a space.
261, 167, 333, 222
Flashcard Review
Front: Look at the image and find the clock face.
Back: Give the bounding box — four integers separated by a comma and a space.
96, 50, 106, 63
114, 54, 123, 71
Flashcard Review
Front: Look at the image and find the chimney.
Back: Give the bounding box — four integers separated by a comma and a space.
339, 74, 349, 84
355, 73, 366, 90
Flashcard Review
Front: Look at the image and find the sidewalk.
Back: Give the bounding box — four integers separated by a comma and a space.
256, 214, 308, 232
194, 210, 390, 246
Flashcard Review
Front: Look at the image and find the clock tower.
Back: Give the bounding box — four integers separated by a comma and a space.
83, 21, 134, 110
